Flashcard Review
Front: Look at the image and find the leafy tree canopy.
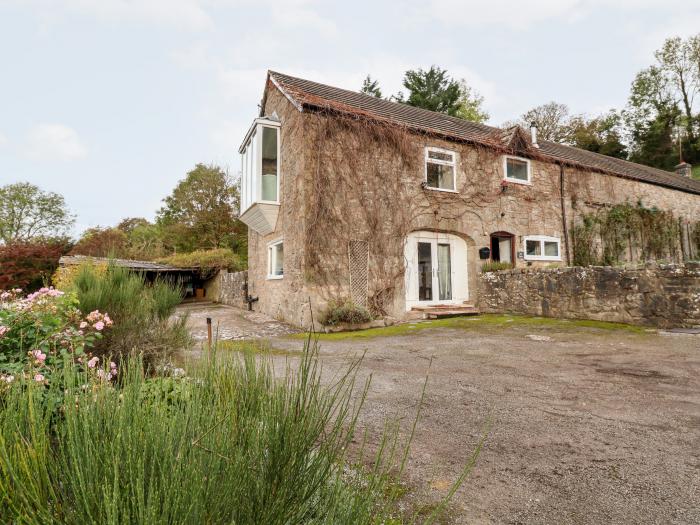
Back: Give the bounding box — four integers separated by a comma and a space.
0, 182, 74, 244
156, 163, 246, 255
360, 75, 383, 98
400, 66, 464, 116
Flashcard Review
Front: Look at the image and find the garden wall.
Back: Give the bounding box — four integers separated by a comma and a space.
215, 270, 248, 309
478, 263, 700, 328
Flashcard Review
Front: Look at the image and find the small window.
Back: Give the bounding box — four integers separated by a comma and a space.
261, 126, 278, 202
524, 236, 561, 261
425, 147, 456, 191
504, 156, 531, 184
268, 240, 284, 279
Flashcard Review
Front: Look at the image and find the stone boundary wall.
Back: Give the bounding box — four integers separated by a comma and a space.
478, 263, 700, 328
217, 270, 248, 309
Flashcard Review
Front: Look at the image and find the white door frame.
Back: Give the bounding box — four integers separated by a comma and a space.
404, 231, 469, 311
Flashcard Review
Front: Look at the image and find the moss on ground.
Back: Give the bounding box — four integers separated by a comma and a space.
288, 314, 648, 341
214, 339, 298, 356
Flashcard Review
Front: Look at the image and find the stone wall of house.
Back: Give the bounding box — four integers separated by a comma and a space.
478, 263, 700, 328
246, 82, 700, 328
216, 270, 249, 309
247, 85, 315, 326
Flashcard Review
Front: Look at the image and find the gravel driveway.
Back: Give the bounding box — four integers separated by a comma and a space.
180, 307, 700, 524
270, 319, 700, 524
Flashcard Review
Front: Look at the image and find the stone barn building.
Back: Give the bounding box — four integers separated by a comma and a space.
238, 71, 700, 328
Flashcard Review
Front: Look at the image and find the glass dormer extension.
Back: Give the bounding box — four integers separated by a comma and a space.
239, 117, 281, 214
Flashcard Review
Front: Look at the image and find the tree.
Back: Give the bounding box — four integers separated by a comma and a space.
0, 183, 74, 244
156, 164, 245, 255
454, 80, 489, 123
401, 66, 463, 116
624, 65, 682, 169
568, 111, 628, 159
360, 75, 382, 98
655, 36, 698, 149
71, 227, 129, 258
623, 34, 700, 168
0, 241, 69, 291
506, 102, 572, 142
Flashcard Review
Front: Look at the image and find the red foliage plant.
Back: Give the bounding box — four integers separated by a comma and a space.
0, 242, 70, 291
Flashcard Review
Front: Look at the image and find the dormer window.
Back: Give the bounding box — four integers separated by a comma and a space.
503, 156, 531, 185
239, 117, 281, 214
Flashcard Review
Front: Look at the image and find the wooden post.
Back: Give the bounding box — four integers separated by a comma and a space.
206, 317, 212, 349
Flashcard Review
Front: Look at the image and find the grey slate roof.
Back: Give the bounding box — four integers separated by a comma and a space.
267, 71, 700, 196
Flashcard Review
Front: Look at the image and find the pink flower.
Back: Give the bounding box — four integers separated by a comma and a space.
31, 349, 47, 363
1, 375, 14, 383
0, 326, 8, 337
110, 361, 117, 369
96, 369, 106, 379
34, 374, 44, 382
94, 321, 105, 331
80, 321, 88, 329
87, 356, 99, 368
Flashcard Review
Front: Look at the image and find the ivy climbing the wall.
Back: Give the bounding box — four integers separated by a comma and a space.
570, 202, 689, 266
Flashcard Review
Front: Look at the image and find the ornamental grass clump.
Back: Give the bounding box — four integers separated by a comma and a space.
70, 263, 190, 367
0, 340, 477, 524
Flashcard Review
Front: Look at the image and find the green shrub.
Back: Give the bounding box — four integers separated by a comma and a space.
70, 263, 190, 366
480, 261, 514, 273
156, 248, 244, 271
0, 341, 475, 524
320, 298, 373, 326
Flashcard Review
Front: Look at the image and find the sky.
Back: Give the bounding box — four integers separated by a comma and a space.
1, 0, 699, 237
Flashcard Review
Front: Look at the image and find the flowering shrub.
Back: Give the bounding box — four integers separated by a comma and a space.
0, 286, 114, 387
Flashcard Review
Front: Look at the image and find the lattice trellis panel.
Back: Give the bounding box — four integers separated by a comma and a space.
348, 240, 369, 308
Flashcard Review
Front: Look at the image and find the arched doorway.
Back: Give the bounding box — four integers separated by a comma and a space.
490, 231, 515, 264
404, 231, 469, 310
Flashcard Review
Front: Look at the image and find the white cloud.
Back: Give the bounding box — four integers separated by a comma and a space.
14, 0, 214, 31
0, 132, 8, 148
25, 123, 88, 161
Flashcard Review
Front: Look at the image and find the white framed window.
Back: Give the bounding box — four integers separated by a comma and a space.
503, 155, 531, 185
524, 236, 561, 261
425, 147, 457, 192
267, 239, 284, 279
239, 117, 281, 213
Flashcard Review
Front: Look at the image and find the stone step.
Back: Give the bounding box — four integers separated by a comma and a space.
410, 305, 480, 319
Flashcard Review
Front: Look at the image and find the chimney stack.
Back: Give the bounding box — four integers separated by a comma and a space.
675, 162, 692, 178
530, 122, 539, 148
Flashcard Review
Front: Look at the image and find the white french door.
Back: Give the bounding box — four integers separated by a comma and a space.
405, 232, 468, 310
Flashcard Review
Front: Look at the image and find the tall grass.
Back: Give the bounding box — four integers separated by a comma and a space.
71, 263, 190, 366
1, 339, 482, 524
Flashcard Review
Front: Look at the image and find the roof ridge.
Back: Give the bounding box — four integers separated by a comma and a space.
267, 71, 700, 195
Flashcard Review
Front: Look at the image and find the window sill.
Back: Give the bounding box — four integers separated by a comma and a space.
266, 275, 284, 280
504, 178, 532, 186
423, 185, 459, 194
524, 257, 562, 262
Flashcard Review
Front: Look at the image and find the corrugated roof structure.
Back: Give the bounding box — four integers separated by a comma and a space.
59, 255, 195, 272
266, 71, 700, 196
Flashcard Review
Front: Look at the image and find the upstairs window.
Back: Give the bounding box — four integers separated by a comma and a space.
268, 240, 284, 279
504, 156, 531, 184
524, 236, 561, 261
425, 147, 456, 191
240, 117, 281, 213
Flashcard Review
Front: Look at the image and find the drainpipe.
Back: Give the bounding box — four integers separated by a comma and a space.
559, 163, 571, 266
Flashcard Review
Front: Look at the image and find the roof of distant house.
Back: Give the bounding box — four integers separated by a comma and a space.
265, 71, 700, 196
